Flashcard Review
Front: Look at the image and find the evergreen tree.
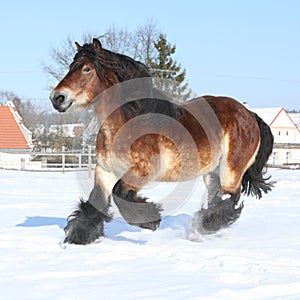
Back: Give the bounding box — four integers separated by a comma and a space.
149, 34, 191, 101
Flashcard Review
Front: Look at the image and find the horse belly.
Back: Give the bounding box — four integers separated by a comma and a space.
159, 146, 221, 182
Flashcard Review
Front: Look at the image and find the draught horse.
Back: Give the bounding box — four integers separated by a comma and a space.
50, 38, 274, 244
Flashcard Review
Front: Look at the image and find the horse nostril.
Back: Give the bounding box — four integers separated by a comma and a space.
54, 94, 65, 104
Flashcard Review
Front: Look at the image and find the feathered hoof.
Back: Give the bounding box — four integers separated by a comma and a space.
63, 200, 111, 245
191, 197, 244, 235
64, 218, 104, 245
133, 202, 162, 231
113, 195, 162, 230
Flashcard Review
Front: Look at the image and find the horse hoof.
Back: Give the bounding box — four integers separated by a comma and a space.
191, 198, 244, 235
64, 211, 105, 245
64, 224, 103, 245
64, 220, 104, 245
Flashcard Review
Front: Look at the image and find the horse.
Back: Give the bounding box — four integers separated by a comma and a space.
50, 38, 274, 245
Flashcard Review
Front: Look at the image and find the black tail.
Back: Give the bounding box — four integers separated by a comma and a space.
241, 113, 275, 199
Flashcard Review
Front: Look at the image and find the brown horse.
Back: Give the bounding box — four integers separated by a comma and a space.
50, 38, 274, 244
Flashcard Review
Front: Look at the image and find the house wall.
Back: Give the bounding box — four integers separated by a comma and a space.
268, 145, 300, 166
0, 152, 41, 170
251, 107, 300, 166
270, 110, 300, 144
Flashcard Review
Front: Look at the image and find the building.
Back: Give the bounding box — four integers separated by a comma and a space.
251, 107, 300, 166
290, 112, 300, 129
49, 123, 85, 139
0, 101, 38, 169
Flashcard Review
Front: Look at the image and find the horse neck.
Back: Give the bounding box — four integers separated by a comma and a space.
93, 87, 125, 132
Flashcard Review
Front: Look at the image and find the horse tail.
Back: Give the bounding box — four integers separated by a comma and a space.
241, 113, 275, 199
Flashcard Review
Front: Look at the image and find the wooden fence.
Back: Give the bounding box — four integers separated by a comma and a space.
31, 146, 96, 176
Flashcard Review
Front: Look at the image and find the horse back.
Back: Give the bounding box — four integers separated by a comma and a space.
176, 95, 260, 178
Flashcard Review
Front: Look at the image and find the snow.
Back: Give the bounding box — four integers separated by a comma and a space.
0, 168, 300, 299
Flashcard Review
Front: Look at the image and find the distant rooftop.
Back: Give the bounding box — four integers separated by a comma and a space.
289, 113, 300, 128
0, 102, 32, 150
250, 107, 283, 125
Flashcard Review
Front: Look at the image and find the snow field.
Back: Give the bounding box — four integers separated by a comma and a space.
0, 169, 300, 299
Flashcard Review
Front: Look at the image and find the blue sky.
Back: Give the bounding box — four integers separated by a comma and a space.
0, 0, 299, 109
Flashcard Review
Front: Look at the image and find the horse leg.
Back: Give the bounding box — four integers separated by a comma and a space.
64, 165, 118, 244
112, 174, 162, 231
202, 170, 221, 208
191, 123, 260, 236
191, 170, 244, 236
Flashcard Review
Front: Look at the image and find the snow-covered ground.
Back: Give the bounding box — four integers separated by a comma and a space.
0, 168, 300, 300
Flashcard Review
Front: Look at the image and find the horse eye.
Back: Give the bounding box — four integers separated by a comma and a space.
83, 66, 91, 72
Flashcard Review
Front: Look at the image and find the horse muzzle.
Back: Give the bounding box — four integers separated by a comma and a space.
50, 90, 73, 112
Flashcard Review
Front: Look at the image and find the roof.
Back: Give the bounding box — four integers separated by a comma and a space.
250, 106, 300, 135
0, 103, 32, 150
251, 107, 283, 125
289, 113, 300, 128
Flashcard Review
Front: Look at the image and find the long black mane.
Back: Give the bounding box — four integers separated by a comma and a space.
72, 40, 181, 120
72, 43, 152, 83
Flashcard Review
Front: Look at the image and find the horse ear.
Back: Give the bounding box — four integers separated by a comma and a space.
75, 42, 82, 52
93, 38, 102, 50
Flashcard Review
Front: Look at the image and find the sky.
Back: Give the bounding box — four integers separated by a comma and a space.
0, 0, 299, 109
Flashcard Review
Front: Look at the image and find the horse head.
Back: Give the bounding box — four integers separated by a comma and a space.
50, 38, 117, 112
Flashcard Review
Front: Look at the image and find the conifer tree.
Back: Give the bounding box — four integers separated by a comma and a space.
149, 34, 191, 101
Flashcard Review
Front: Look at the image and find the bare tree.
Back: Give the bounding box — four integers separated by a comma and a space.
0, 90, 20, 105
133, 19, 160, 65
43, 36, 77, 87
43, 20, 160, 85
42, 21, 191, 102
102, 25, 133, 55
12, 98, 48, 132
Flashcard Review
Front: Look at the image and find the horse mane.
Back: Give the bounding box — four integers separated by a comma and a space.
72, 40, 181, 120
72, 43, 152, 82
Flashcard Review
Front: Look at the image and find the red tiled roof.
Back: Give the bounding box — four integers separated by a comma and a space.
0, 106, 30, 149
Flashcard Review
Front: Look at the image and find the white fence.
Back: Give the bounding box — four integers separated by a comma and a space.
0, 146, 96, 176
0, 152, 40, 170
1, 143, 300, 173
